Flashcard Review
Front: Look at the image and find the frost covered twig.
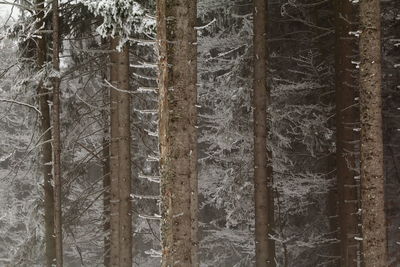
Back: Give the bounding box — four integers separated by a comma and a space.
0, 98, 41, 115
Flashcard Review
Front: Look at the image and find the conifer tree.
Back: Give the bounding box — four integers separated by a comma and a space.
35, 0, 56, 265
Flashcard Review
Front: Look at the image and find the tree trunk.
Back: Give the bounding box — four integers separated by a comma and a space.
156, 0, 199, 265
359, 0, 388, 265
117, 42, 132, 267
102, 44, 111, 267
253, 0, 275, 266
35, 0, 56, 265
109, 37, 132, 267
103, 129, 111, 267
52, 0, 63, 265
335, 0, 360, 265
109, 38, 120, 267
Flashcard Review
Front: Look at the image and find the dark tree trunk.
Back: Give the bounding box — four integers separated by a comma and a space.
101, 42, 111, 266
103, 129, 111, 267
117, 42, 132, 267
109, 37, 120, 267
335, 0, 360, 265
253, 0, 275, 265
35, 0, 56, 265
109, 37, 132, 267
52, 0, 63, 265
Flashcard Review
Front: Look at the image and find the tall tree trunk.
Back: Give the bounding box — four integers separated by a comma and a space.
102, 46, 111, 267
359, 0, 388, 265
335, 0, 360, 265
103, 129, 111, 267
35, 0, 56, 265
52, 0, 63, 265
109, 37, 132, 267
253, 0, 275, 266
156, 0, 199, 266
117, 42, 132, 267
109, 38, 120, 267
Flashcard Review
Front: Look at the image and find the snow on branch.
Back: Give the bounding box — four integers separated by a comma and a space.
78, 0, 155, 48
0, 98, 41, 115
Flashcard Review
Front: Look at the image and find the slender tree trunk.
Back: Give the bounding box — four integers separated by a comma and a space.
156, 0, 199, 265
335, 0, 360, 265
253, 0, 275, 266
109, 37, 132, 267
35, 0, 56, 265
52, 0, 63, 265
117, 42, 132, 267
102, 47, 111, 267
103, 132, 111, 267
109, 38, 120, 267
359, 0, 388, 265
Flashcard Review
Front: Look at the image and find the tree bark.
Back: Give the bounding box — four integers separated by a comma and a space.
359, 0, 388, 265
35, 0, 56, 265
253, 0, 275, 266
109, 37, 132, 267
109, 38, 120, 267
52, 0, 63, 265
335, 0, 360, 265
102, 44, 111, 267
156, 0, 199, 266
117, 42, 132, 267
103, 129, 111, 267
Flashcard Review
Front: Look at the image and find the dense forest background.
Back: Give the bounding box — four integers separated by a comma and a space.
0, 0, 399, 266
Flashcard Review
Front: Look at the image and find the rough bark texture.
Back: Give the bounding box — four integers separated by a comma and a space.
35, 0, 56, 265
359, 0, 388, 265
157, 0, 199, 266
109, 38, 132, 267
51, 0, 63, 265
253, 0, 275, 266
334, 0, 360, 265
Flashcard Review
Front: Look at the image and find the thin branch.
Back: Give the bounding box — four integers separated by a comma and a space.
0, 98, 41, 115
0, 1, 34, 14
